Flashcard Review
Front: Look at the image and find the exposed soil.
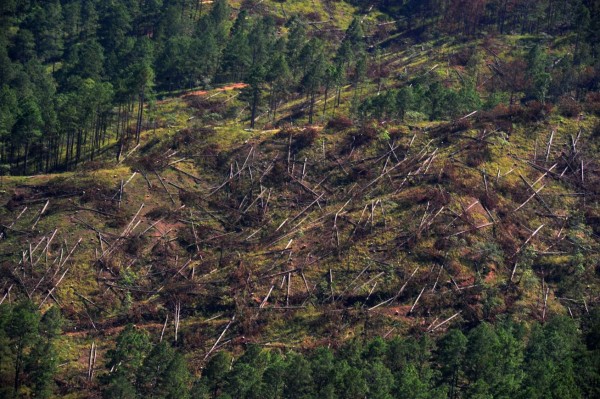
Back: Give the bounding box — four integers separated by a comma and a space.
184, 83, 248, 98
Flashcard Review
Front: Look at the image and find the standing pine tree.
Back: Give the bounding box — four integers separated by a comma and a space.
526, 44, 551, 104
242, 64, 266, 129
266, 51, 291, 122
436, 328, 467, 399
103, 324, 151, 398
6, 301, 40, 396
26, 306, 63, 399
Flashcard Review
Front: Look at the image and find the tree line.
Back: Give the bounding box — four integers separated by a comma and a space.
1, 299, 599, 398
98, 311, 599, 399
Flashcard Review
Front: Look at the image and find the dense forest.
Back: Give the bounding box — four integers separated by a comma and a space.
1, 302, 599, 398
1, 0, 599, 174
1, 0, 600, 398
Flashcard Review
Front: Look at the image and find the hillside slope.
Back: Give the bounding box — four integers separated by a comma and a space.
0, 0, 599, 397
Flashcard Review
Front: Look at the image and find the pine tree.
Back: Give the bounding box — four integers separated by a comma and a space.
13, 96, 43, 173
521, 317, 582, 399
365, 361, 394, 399
242, 64, 266, 129
0, 85, 17, 162
105, 325, 151, 385
310, 347, 338, 398
526, 45, 551, 103
396, 86, 414, 120
202, 351, 232, 397
394, 364, 432, 399
286, 17, 307, 77
26, 306, 63, 398
436, 329, 467, 399
266, 51, 291, 121
283, 353, 315, 399
7, 301, 40, 395
157, 353, 191, 399
336, 362, 368, 399
219, 10, 251, 82
136, 341, 175, 397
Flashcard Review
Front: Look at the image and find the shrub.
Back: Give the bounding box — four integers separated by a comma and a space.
430, 118, 472, 140
584, 92, 600, 116
172, 127, 216, 149
405, 111, 428, 122
185, 96, 226, 117
387, 126, 409, 141
125, 236, 146, 256
145, 206, 175, 220
179, 190, 203, 207
347, 125, 379, 148
140, 137, 160, 154
326, 116, 353, 130
465, 143, 491, 167
557, 96, 582, 117
450, 46, 476, 66
263, 160, 288, 186
592, 121, 600, 138
306, 11, 322, 21
134, 149, 169, 172
274, 126, 320, 152
291, 127, 319, 152
519, 100, 553, 122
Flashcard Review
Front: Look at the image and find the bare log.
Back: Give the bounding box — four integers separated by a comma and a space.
87, 342, 97, 381
427, 311, 462, 332
174, 301, 181, 342
545, 130, 554, 163
514, 184, 547, 212
0, 285, 13, 305
170, 165, 203, 182
204, 315, 235, 360
409, 286, 426, 314
445, 222, 494, 238
155, 171, 176, 205
515, 224, 545, 255
542, 286, 550, 322
31, 200, 49, 230
0, 207, 28, 240
260, 285, 275, 308
160, 314, 169, 342
389, 266, 419, 304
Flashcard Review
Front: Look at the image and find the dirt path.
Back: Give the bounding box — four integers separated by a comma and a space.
184, 82, 248, 98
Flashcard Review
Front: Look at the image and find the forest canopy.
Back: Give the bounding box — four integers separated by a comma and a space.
0, 0, 598, 174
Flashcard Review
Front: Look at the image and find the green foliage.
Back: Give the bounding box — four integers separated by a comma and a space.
159, 353, 191, 399
136, 340, 175, 396
526, 45, 551, 103
87, 315, 600, 399
395, 364, 440, 399
0, 0, 597, 173
105, 324, 151, 383
0, 85, 18, 139
284, 352, 315, 399
359, 77, 482, 122
0, 302, 63, 398
396, 86, 414, 120
102, 328, 194, 399
436, 328, 467, 398
521, 316, 582, 399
